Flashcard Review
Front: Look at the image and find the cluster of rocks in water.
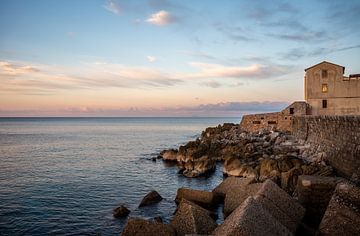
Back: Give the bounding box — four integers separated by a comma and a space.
115, 123, 359, 235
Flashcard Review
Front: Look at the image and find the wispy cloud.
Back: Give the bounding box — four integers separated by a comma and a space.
146, 10, 175, 25
104, 0, 121, 15
146, 56, 157, 62
0, 61, 40, 75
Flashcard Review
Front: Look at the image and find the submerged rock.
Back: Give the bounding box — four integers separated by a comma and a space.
113, 205, 130, 218
139, 190, 163, 207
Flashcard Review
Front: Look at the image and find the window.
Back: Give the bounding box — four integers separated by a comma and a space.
289, 108, 294, 114
268, 121, 277, 124
322, 99, 327, 108
285, 117, 288, 120
252, 121, 261, 124
260, 117, 264, 120
322, 84, 328, 93
322, 69, 328, 78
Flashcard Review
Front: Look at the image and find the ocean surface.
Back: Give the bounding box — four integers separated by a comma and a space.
0, 117, 240, 236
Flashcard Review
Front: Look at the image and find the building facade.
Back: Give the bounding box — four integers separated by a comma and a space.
240, 61, 360, 133
304, 61, 360, 115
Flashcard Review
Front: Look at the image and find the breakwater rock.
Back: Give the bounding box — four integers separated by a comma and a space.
159, 123, 333, 193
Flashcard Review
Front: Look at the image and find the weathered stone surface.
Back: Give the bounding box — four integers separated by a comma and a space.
254, 179, 305, 233
223, 157, 258, 178
171, 199, 217, 236
139, 190, 163, 207
296, 175, 340, 228
224, 183, 263, 218
121, 217, 176, 236
318, 182, 360, 236
175, 188, 218, 209
160, 149, 178, 161
213, 196, 292, 236
212, 177, 255, 198
113, 205, 130, 218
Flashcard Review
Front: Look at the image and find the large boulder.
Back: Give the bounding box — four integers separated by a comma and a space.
171, 199, 217, 236
224, 183, 263, 218
113, 205, 130, 218
175, 188, 219, 209
160, 149, 178, 161
212, 176, 255, 199
318, 182, 360, 235
139, 190, 163, 207
182, 155, 216, 178
213, 196, 292, 236
223, 157, 258, 178
121, 217, 176, 236
254, 179, 305, 233
296, 175, 340, 228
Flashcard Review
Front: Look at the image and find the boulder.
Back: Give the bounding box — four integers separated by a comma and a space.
280, 166, 303, 193
121, 217, 176, 236
171, 199, 217, 236
212, 177, 255, 199
296, 175, 340, 228
182, 155, 216, 178
223, 157, 258, 178
213, 196, 292, 236
254, 179, 305, 233
161, 149, 178, 161
175, 188, 218, 209
139, 190, 163, 207
318, 182, 360, 236
224, 183, 263, 218
113, 205, 130, 218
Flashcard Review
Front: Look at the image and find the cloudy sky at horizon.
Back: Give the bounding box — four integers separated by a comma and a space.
1, 0, 359, 117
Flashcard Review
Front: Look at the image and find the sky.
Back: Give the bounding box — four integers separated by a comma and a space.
0, 0, 359, 117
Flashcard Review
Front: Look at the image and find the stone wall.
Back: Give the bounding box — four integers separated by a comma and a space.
292, 115, 360, 180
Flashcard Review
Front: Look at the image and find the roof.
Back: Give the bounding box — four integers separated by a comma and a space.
304, 61, 345, 74
349, 74, 360, 78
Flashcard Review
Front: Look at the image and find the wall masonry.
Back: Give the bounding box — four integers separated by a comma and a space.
292, 115, 360, 181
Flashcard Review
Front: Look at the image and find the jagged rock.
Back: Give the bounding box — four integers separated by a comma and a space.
254, 179, 305, 233
171, 199, 217, 236
319, 182, 360, 236
175, 188, 218, 209
212, 176, 255, 199
224, 183, 263, 218
223, 157, 258, 178
139, 190, 163, 207
160, 149, 178, 161
121, 217, 176, 236
296, 175, 340, 228
281, 166, 303, 193
213, 196, 292, 236
182, 155, 216, 178
153, 216, 163, 223
113, 205, 130, 218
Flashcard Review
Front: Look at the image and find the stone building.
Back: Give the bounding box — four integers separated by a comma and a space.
240, 61, 360, 133
304, 61, 360, 115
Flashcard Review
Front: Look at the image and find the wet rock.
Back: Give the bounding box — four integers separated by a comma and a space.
212, 176, 255, 199
182, 155, 216, 178
153, 216, 163, 223
318, 182, 360, 235
121, 217, 176, 236
213, 196, 292, 236
113, 205, 130, 218
254, 179, 305, 233
139, 190, 163, 207
171, 199, 217, 236
296, 175, 340, 228
160, 149, 178, 162
224, 183, 263, 218
175, 188, 218, 209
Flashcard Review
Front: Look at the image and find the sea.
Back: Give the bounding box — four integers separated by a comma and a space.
0, 117, 240, 236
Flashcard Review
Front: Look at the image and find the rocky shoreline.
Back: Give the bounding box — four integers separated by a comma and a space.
117, 123, 360, 236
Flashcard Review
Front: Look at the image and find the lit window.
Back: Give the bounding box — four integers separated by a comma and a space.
322, 84, 328, 93
322, 70, 328, 78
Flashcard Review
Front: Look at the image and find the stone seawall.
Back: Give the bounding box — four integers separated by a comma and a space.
292, 115, 360, 180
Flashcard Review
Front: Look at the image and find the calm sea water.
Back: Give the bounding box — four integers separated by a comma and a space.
0, 117, 240, 236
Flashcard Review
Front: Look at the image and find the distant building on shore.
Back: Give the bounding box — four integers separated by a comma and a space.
240, 61, 360, 133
